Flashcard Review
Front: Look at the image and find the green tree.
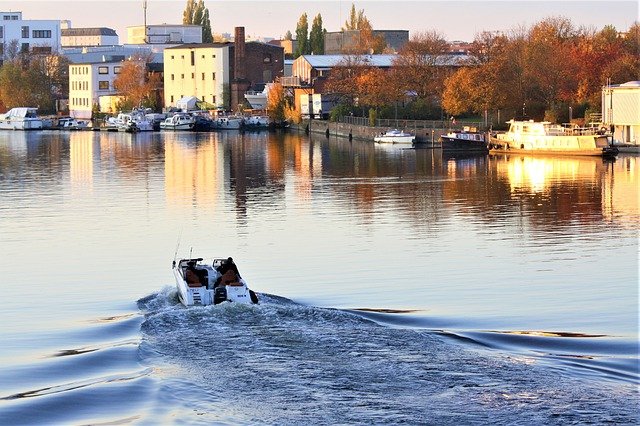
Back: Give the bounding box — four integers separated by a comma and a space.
284, 30, 293, 41
295, 13, 309, 58
309, 14, 325, 55
183, 0, 213, 43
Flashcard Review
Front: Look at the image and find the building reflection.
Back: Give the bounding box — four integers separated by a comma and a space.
69, 131, 94, 188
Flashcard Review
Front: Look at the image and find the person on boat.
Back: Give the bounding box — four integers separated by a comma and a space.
215, 257, 242, 287
185, 262, 201, 287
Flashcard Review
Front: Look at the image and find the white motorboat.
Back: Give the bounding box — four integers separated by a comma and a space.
244, 115, 269, 129
160, 113, 196, 131
244, 84, 269, 110
212, 115, 244, 130
0, 107, 43, 130
107, 111, 154, 133
57, 117, 91, 130
440, 127, 488, 153
489, 120, 618, 157
374, 129, 416, 144
172, 257, 259, 307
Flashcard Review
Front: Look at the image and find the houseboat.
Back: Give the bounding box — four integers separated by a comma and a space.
0, 108, 43, 130
440, 127, 489, 153
489, 120, 618, 157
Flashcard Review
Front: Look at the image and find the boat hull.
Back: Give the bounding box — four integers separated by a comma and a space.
0, 119, 43, 130
441, 135, 488, 153
489, 135, 617, 157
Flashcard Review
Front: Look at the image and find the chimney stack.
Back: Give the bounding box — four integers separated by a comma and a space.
234, 26, 246, 80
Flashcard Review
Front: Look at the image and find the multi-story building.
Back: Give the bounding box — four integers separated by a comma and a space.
67, 46, 161, 118
163, 27, 284, 110
127, 24, 202, 45
62, 27, 119, 47
68, 60, 124, 119
0, 11, 61, 62
163, 43, 231, 108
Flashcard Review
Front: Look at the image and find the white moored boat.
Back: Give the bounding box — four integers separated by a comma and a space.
172, 257, 259, 307
374, 129, 416, 144
489, 120, 618, 157
0, 107, 43, 130
160, 113, 195, 131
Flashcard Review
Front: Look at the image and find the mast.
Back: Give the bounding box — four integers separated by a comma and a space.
143, 0, 148, 43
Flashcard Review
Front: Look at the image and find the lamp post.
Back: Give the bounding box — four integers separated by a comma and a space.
569, 106, 572, 123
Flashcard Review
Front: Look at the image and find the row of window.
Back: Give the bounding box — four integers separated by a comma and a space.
71, 97, 90, 107
170, 72, 216, 81
3, 15, 19, 20
71, 66, 122, 75
169, 53, 217, 61
71, 81, 89, 91
0, 26, 52, 39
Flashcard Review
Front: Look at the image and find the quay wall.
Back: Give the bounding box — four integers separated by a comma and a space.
291, 120, 452, 145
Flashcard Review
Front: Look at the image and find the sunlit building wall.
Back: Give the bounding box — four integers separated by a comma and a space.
163, 44, 230, 108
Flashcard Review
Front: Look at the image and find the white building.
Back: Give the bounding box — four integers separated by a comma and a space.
69, 60, 124, 119
0, 11, 61, 61
163, 44, 230, 108
62, 27, 118, 47
127, 24, 202, 45
602, 81, 640, 146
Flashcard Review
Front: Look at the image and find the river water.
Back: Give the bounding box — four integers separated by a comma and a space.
0, 129, 638, 424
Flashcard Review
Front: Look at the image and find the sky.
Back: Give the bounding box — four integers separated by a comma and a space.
2, 0, 638, 42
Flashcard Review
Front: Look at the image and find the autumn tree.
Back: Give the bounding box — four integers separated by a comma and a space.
309, 14, 325, 55
266, 81, 297, 123
392, 30, 451, 106
0, 50, 69, 113
341, 4, 386, 54
183, 0, 213, 43
113, 56, 161, 111
294, 13, 309, 58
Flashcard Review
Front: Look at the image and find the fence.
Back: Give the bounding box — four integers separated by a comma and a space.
337, 115, 484, 131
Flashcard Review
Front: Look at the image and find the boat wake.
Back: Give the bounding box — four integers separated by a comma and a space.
134, 287, 639, 424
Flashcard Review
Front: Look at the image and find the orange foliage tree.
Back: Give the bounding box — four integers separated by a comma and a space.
113, 57, 161, 111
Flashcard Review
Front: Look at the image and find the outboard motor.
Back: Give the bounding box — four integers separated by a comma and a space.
214, 287, 227, 305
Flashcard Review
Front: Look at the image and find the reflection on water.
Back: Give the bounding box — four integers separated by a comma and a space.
0, 130, 638, 425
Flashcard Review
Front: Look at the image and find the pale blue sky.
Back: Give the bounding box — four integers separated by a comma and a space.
4, 1, 638, 42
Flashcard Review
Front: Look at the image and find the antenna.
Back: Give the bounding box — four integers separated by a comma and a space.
143, 0, 148, 43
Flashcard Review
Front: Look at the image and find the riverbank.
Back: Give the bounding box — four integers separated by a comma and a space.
291, 119, 458, 145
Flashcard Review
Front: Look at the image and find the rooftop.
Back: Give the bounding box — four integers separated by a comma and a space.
62, 27, 118, 37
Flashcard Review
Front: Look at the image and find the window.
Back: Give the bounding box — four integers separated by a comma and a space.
212, 72, 215, 80
20, 43, 29, 53
191, 73, 194, 79
171, 55, 174, 59
212, 95, 216, 104
170, 95, 174, 103
171, 74, 174, 81
21, 26, 29, 38
32, 30, 51, 38
11, 15, 17, 20
202, 73, 205, 80
212, 54, 216, 58
190, 51, 195, 66
114, 66, 122, 74
32, 46, 51, 54
0, 27, 3, 38
263, 54, 272, 63
181, 74, 184, 79
98, 66, 108, 74
201, 55, 205, 59
99, 81, 109, 90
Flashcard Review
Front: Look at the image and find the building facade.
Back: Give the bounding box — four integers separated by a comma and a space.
324, 30, 409, 54
602, 81, 640, 146
0, 11, 61, 62
62, 27, 118, 47
69, 61, 124, 118
163, 44, 231, 108
127, 25, 202, 45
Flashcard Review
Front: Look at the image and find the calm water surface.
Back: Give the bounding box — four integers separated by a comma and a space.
0, 130, 638, 424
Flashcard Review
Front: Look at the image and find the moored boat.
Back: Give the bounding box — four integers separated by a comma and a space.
160, 113, 196, 131
243, 115, 269, 129
172, 257, 259, 307
440, 127, 488, 153
56, 117, 91, 130
489, 120, 618, 157
0, 107, 43, 130
374, 129, 415, 144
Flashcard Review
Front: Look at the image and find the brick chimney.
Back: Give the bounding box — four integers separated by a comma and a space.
234, 26, 246, 80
